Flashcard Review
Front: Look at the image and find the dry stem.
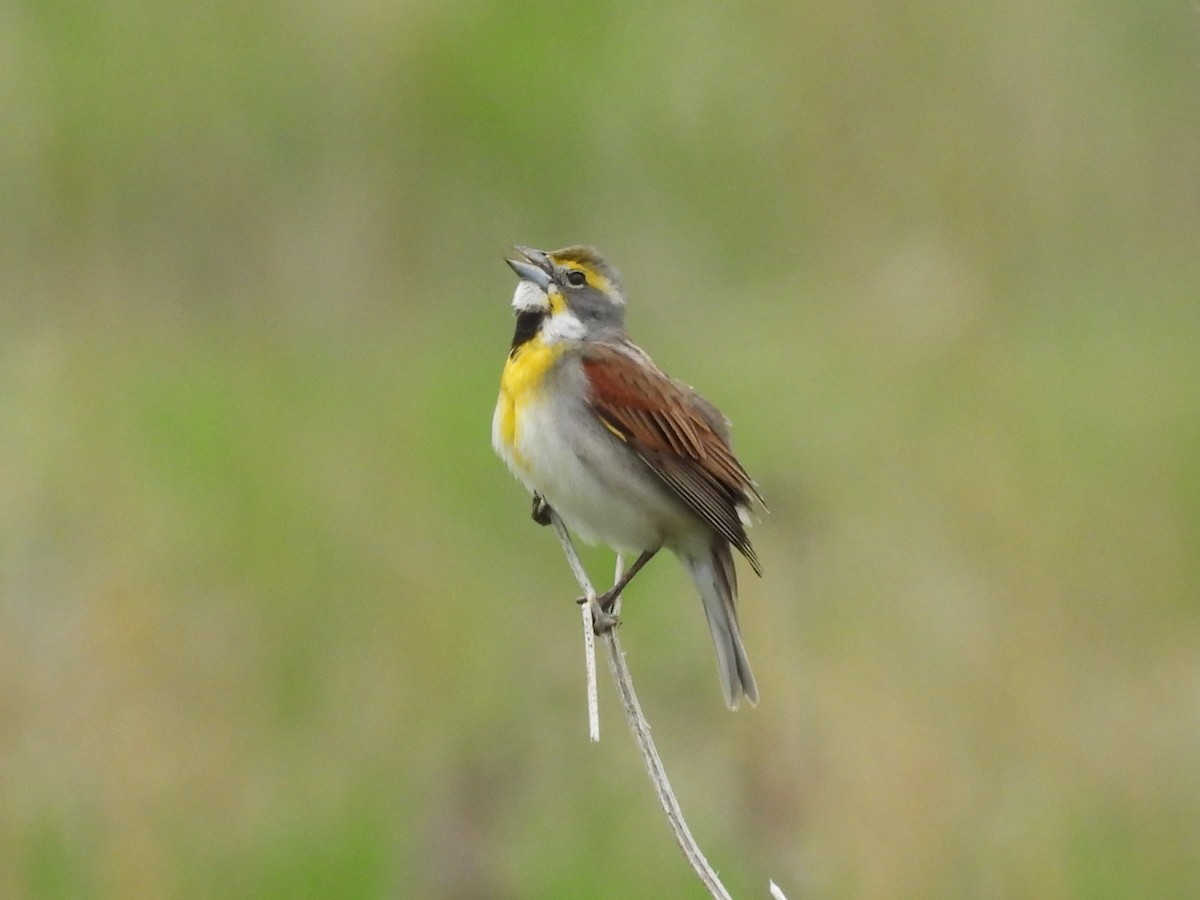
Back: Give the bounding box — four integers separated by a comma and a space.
547, 512, 734, 900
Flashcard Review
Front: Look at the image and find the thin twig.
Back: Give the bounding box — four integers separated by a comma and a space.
547, 513, 734, 900
581, 597, 600, 742
549, 515, 601, 741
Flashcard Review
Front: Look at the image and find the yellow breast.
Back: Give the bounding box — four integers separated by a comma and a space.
495, 334, 565, 467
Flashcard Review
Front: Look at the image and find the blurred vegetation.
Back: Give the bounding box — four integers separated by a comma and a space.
2, 0, 1199, 897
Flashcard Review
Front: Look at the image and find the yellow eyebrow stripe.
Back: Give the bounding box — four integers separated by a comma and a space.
553, 259, 612, 295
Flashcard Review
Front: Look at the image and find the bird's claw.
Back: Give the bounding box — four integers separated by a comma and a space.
531, 494, 553, 526
576, 591, 621, 634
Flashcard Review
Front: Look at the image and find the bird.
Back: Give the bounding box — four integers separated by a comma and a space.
492, 245, 765, 709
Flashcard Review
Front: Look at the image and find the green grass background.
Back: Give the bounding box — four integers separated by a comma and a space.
3, 1, 1199, 897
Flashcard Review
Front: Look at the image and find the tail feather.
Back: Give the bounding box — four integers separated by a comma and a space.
684, 540, 758, 709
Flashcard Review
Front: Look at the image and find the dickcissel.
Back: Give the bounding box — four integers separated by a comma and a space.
492, 245, 764, 709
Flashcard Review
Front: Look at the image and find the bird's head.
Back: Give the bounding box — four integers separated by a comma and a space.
505, 245, 626, 347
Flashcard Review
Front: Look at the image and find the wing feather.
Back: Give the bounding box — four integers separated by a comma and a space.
580, 343, 763, 574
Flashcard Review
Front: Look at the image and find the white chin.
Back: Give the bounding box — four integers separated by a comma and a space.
511, 280, 549, 311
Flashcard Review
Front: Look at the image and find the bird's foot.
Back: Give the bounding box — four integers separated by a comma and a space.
576, 592, 621, 634
531, 494, 553, 526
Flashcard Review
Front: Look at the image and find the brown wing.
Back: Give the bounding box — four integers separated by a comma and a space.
581, 343, 764, 574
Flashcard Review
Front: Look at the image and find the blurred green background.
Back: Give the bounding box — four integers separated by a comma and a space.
2, 1, 1199, 897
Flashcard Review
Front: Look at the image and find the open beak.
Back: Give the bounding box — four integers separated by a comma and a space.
505, 245, 554, 292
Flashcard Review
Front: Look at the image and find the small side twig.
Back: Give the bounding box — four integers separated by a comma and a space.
547, 513, 734, 900
548, 514, 601, 742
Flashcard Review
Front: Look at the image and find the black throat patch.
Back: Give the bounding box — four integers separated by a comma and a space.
509, 309, 546, 356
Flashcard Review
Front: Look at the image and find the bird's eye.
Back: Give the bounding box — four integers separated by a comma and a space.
565, 269, 587, 288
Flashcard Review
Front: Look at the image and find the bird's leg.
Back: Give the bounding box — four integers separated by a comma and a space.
578, 554, 657, 638
578, 549, 658, 634
531, 493, 553, 526
594, 549, 657, 614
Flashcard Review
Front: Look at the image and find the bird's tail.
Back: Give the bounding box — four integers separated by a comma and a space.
683, 539, 758, 710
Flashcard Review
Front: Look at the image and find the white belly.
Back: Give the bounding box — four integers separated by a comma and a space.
493, 392, 694, 555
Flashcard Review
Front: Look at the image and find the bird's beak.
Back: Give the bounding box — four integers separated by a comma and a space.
505, 246, 554, 292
